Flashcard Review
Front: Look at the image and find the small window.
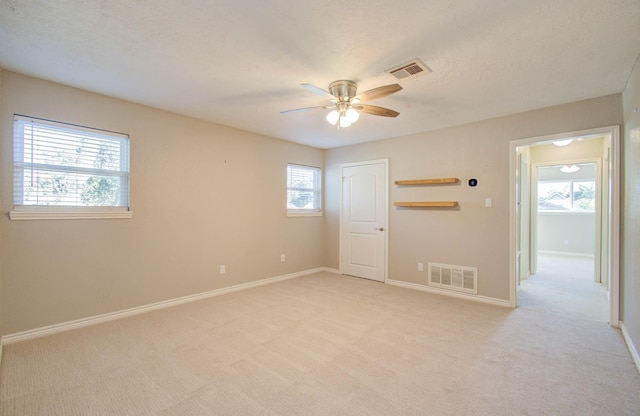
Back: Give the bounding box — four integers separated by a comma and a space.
537, 180, 595, 212
11, 115, 131, 220
537, 162, 596, 213
287, 164, 322, 216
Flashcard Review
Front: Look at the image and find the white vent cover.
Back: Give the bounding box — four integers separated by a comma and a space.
386, 59, 431, 80
428, 262, 477, 294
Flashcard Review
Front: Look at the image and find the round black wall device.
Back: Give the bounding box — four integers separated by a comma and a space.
468, 178, 478, 187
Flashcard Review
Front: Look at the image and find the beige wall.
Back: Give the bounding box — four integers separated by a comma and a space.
622, 54, 640, 358
0, 71, 325, 335
325, 94, 622, 301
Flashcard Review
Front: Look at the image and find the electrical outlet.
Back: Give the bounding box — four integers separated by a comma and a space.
418, 262, 424, 272
280, 254, 286, 262
219, 264, 226, 274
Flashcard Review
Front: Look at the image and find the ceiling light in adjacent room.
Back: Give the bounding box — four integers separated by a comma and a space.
560, 165, 580, 173
553, 139, 573, 147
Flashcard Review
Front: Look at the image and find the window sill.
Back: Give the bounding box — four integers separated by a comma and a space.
287, 211, 323, 217
9, 209, 133, 221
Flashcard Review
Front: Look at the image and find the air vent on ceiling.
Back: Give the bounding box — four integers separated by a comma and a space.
428, 262, 477, 294
386, 59, 431, 80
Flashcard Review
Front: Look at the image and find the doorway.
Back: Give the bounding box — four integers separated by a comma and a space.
339, 159, 388, 282
509, 126, 620, 327
534, 160, 600, 282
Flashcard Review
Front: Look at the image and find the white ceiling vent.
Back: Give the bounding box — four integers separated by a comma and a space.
386, 59, 431, 81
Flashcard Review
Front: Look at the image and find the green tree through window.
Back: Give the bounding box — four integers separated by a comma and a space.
13, 115, 130, 208
287, 164, 321, 214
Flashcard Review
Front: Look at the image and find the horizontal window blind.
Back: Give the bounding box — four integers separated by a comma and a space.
13, 115, 130, 208
287, 164, 321, 211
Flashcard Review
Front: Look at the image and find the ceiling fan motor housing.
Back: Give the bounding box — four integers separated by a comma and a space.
329, 80, 358, 101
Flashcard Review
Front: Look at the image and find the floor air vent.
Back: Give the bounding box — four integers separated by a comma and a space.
428, 262, 477, 294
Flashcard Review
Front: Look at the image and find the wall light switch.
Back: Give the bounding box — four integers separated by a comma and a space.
418, 262, 424, 272
485, 197, 492, 207
219, 265, 226, 274
280, 254, 286, 262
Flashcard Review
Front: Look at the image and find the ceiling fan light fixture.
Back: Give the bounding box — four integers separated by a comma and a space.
345, 108, 360, 123
286, 79, 402, 128
326, 110, 340, 125
339, 114, 352, 128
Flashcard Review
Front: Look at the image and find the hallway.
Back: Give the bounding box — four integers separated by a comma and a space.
520, 253, 609, 323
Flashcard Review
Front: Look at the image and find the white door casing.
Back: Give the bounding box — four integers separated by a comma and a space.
340, 160, 388, 282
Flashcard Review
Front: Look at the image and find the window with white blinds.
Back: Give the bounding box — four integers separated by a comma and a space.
287, 163, 322, 215
11, 115, 131, 219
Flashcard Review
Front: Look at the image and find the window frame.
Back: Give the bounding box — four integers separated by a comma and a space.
536, 179, 596, 213
10, 114, 132, 220
286, 163, 322, 217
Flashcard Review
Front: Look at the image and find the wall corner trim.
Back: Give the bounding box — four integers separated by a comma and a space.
386, 279, 512, 308
620, 321, 640, 374
1, 267, 338, 345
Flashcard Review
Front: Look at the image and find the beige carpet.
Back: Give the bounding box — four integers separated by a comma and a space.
1, 257, 639, 415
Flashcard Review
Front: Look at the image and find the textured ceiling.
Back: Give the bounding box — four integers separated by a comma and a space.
1, 1, 640, 149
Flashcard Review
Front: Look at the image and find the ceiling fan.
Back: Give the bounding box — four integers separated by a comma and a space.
281, 80, 402, 128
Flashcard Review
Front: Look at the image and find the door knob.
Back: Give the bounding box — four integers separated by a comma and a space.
375, 227, 384, 231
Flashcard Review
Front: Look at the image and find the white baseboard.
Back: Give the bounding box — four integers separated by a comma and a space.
1, 267, 335, 345
386, 279, 512, 308
620, 321, 640, 374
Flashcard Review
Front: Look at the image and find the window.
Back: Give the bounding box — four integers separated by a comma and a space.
287, 164, 322, 216
537, 180, 595, 212
11, 115, 131, 220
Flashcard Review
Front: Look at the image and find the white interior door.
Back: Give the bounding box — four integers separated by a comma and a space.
340, 160, 388, 282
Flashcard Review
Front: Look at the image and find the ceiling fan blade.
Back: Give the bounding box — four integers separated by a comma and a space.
281, 105, 332, 114
300, 83, 335, 100
355, 84, 402, 102
354, 104, 400, 118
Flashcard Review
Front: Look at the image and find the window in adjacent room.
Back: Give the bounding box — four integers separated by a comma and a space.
286, 163, 322, 216
11, 114, 131, 220
537, 163, 596, 212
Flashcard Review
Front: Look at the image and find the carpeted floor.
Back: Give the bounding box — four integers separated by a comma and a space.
1, 255, 639, 415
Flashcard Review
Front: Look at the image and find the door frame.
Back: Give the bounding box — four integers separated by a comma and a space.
339, 159, 389, 282
509, 126, 620, 327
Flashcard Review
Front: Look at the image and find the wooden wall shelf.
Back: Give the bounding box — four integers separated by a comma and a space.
394, 201, 459, 208
395, 177, 459, 186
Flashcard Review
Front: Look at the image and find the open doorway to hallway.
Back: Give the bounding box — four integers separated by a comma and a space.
527, 159, 608, 321
510, 126, 620, 327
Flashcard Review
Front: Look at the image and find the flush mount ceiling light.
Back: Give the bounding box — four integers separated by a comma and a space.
553, 139, 574, 147
281, 80, 402, 129
560, 164, 580, 173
